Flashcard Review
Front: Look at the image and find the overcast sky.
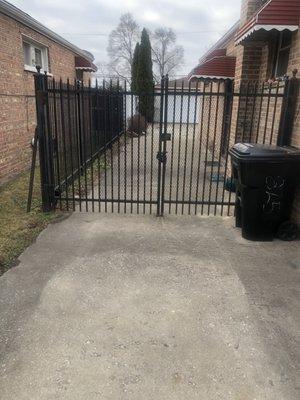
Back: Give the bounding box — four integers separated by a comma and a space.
11, 0, 241, 76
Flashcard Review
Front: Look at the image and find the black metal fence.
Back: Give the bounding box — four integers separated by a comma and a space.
35, 73, 124, 211
35, 72, 298, 215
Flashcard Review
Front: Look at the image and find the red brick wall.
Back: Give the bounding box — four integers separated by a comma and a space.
232, 0, 300, 224
0, 13, 91, 184
196, 81, 226, 160
288, 30, 300, 223
240, 0, 268, 23
229, 43, 265, 148
289, 30, 300, 149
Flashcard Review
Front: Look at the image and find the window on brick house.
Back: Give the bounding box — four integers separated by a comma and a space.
22, 39, 49, 73
273, 31, 292, 79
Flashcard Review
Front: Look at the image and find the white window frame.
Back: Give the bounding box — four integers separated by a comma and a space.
22, 36, 50, 74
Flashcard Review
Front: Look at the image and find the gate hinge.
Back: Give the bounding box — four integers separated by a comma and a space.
156, 151, 167, 163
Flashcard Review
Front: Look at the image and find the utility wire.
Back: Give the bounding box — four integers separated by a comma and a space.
60, 30, 226, 36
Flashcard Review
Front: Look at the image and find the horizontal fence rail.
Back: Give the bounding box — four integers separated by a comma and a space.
35, 72, 296, 216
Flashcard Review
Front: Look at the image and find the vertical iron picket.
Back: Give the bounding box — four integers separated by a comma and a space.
156, 76, 165, 216
116, 80, 121, 213
160, 75, 169, 217
188, 80, 199, 215
66, 79, 75, 211
130, 85, 134, 214
52, 78, 62, 209
35, 74, 289, 216
95, 79, 101, 212
220, 80, 234, 216
168, 79, 177, 214
59, 79, 69, 211
149, 85, 155, 214
35, 71, 55, 212
123, 81, 128, 214
262, 82, 272, 144
181, 79, 191, 214
277, 71, 299, 147
175, 80, 184, 214
201, 81, 213, 215
195, 81, 206, 215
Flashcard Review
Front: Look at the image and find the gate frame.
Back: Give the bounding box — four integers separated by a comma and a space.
35, 71, 299, 214
156, 75, 170, 217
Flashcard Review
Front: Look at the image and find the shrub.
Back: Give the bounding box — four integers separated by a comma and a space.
127, 114, 147, 135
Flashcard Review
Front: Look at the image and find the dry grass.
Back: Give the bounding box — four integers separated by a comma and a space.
0, 169, 60, 275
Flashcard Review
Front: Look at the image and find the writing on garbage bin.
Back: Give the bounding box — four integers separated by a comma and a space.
263, 176, 285, 215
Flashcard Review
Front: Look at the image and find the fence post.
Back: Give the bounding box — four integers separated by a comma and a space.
221, 79, 234, 154
76, 79, 83, 169
34, 68, 55, 212
156, 75, 165, 216
160, 74, 169, 217
277, 69, 299, 147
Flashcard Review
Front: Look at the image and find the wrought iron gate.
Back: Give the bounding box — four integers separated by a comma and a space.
35, 71, 298, 215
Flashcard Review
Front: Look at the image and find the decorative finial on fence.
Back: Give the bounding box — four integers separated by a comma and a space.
36, 65, 41, 74
292, 69, 298, 78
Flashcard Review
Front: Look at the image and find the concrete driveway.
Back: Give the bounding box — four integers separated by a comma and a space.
0, 213, 299, 400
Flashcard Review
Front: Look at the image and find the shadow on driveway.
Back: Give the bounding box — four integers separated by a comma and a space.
0, 213, 299, 399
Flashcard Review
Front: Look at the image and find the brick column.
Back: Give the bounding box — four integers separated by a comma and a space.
240, 0, 268, 23
230, 0, 268, 145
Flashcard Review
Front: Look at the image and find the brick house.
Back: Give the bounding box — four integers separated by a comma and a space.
188, 23, 239, 158
189, 0, 300, 222
0, 0, 97, 184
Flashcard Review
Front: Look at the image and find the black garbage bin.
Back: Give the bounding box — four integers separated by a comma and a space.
229, 143, 300, 241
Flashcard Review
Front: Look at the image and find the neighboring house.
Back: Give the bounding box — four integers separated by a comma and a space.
189, 22, 239, 82
167, 77, 197, 89
0, 0, 97, 184
155, 78, 198, 123
189, 0, 300, 222
188, 23, 239, 156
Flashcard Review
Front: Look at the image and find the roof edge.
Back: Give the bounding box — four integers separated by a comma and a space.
189, 74, 234, 81
203, 55, 236, 64
0, 0, 94, 61
198, 21, 240, 64
236, 24, 299, 44
188, 55, 236, 81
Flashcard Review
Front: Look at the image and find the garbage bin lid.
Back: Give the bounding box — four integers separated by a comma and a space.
229, 143, 300, 161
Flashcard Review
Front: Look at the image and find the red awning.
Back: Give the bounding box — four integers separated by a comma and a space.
188, 55, 236, 81
236, 0, 300, 44
75, 56, 98, 72
204, 48, 227, 61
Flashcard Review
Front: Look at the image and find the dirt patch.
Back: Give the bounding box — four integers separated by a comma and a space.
0, 168, 62, 275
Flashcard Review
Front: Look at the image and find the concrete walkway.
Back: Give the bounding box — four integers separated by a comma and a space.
0, 213, 299, 399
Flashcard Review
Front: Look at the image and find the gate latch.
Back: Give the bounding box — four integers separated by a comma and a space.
156, 151, 167, 163
161, 133, 171, 141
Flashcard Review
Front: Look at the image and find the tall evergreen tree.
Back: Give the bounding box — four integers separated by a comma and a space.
131, 42, 140, 93
136, 28, 154, 121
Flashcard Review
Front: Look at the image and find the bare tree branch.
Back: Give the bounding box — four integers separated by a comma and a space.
107, 13, 140, 80
151, 28, 184, 82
